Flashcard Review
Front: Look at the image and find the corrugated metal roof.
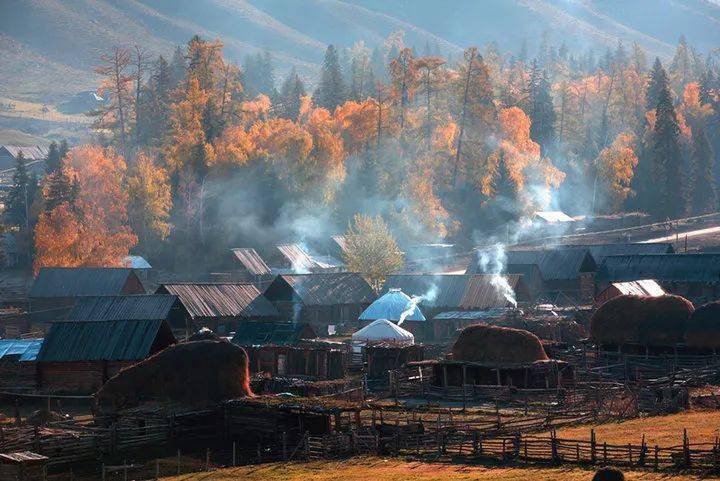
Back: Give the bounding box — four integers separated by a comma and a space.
433, 309, 508, 320
158, 283, 278, 319
1, 145, 50, 161
597, 254, 720, 283
37, 319, 174, 362
611, 279, 666, 297
29, 267, 141, 298
534, 211, 575, 223
359, 289, 426, 322
231, 322, 316, 346
469, 249, 595, 281
383, 274, 525, 310
331, 235, 349, 255
68, 295, 180, 321
0, 339, 43, 361
559, 243, 674, 264
0, 451, 49, 463
275, 243, 342, 271
273, 273, 375, 305
231, 248, 271, 276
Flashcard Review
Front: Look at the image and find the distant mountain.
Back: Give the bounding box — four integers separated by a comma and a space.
0, 0, 719, 102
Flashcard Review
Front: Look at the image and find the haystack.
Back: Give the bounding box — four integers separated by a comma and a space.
685, 301, 720, 348
95, 340, 252, 413
590, 294, 693, 347
186, 327, 223, 342
592, 467, 624, 481
452, 324, 548, 365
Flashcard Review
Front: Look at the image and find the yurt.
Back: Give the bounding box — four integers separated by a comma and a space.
351, 319, 419, 379
358, 288, 426, 338
351, 319, 415, 345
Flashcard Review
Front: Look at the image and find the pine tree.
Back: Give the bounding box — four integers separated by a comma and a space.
652, 80, 685, 219
45, 141, 60, 174
44, 155, 77, 213
169, 45, 186, 88
646, 58, 670, 110
690, 121, 717, 214
278, 67, 306, 120
315, 45, 346, 111
525, 63, 556, 154
5, 152, 30, 228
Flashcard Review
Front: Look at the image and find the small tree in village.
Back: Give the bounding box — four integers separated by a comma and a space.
343, 214, 404, 292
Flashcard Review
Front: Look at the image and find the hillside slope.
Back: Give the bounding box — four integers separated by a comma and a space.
0, 0, 718, 102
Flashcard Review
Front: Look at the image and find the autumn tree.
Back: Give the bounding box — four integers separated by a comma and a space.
343, 214, 404, 291
93, 47, 133, 156
414, 56, 446, 149
388, 47, 418, 131
596, 133, 639, 212
34, 146, 137, 273
127, 152, 172, 251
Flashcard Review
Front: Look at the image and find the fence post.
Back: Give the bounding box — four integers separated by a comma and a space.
654, 445, 659, 470
472, 431, 479, 455
639, 434, 646, 466
551, 430, 559, 464
257, 444, 262, 464
155, 459, 160, 480
206, 448, 211, 471
683, 428, 690, 467
101, 464, 105, 481
590, 429, 596, 464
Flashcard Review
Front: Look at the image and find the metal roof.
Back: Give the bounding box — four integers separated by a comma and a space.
0, 145, 50, 161
331, 235, 349, 255
0, 451, 49, 464
359, 289, 426, 322
122, 255, 152, 269
68, 295, 180, 321
37, 319, 175, 362
231, 322, 316, 346
469, 249, 596, 281
433, 309, 508, 321
597, 254, 720, 283
275, 243, 342, 271
383, 274, 526, 310
610, 279, 666, 297
270, 273, 375, 306
157, 283, 278, 319
0, 339, 43, 361
534, 211, 575, 223
558, 243, 674, 264
231, 248, 271, 276
29, 267, 142, 298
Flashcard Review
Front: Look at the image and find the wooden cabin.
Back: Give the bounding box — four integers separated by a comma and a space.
36, 318, 176, 394
263, 273, 375, 334
230, 248, 273, 284
366, 343, 423, 380
267, 243, 344, 273
28, 268, 145, 328
156, 283, 278, 336
0, 339, 42, 391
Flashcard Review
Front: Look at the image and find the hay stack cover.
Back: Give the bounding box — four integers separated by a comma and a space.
186, 327, 223, 342
95, 340, 252, 412
590, 294, 693, 346
451, 324, 548, 365
686, 301, 720, 348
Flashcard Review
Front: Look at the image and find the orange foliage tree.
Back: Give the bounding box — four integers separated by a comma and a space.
34, 146, 137, 274
596, 133, 639, 212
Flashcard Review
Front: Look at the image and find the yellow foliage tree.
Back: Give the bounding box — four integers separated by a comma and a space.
596, 133, 639, 212
127, 151, 172, 249
343, 214, 404, 292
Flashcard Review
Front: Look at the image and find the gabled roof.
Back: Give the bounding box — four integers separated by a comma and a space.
231, 322, 316, 346
331, 235, 349, 255
610, 279, 666, 297
0, 339, 43, 361
68, 295, 181, 321
383, 274, 527, 310
157, 283, 277, 319
597, 254, 720, 283
359, 289, 426, 322
558, 243, 674, 264
37, 319, 175, 362
122, 255, 152, 269
29, 267, 142, 298
469, 249, 596, 281
352, 319, 414, 343
0, 145, 50, 161
231, 248, 271, 276
275, 243, 342, 271
267, 273, 375, 306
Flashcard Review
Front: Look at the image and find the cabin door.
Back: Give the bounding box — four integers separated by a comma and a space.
277, 354, 287, 376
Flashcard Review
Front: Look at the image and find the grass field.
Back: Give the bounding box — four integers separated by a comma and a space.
0, 97, 90, 124
160, 457, 706, 481
554, 410, 720, 447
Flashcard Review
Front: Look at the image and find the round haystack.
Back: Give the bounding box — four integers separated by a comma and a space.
685, 301, 720, 348
95, 340, 253, 413
590, 294, 693, 347
592, 467, 625, 481
186, 327, 223, 342
451, 325, 548, 364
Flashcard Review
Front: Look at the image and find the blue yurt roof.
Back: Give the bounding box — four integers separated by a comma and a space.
359, 288, 426, 322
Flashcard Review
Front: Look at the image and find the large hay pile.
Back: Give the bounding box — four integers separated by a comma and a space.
590, 294, 693, 346
95, 340, 252, 413
592, 467, 625, 481
685, 301, 720, 348
451, 325, 548, 365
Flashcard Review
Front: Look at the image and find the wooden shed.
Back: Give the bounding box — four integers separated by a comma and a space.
156, 283, 278, 336
36, 319, 176, 394
366, 343, 424, 380
28, 268, 145, 328
0, 451, 48, 481
594, 279, 666, 308
0, 339, 42, 391
263, 273, 375, 334
230, 248, 273, 284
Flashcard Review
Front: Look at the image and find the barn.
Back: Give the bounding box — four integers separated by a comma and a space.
596, 253, 720, 304
156, 283, 278, 336
36, 318, 176, 394
68, 295, 193, 337
468, 248, 597, 304
28, 268, 145, 328
263, 273, 375, 334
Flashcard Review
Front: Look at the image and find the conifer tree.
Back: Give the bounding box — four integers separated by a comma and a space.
169, 45, 186, 88
690, 122, 717, 214
315, 45, 346, 111
278, 68, 306, 120
652, 79, 685, 219
646, 58, 670, 110
5, 152, 30, 228
525, 62, 556, 154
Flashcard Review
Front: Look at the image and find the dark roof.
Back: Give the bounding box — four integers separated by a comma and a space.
157, 283, 278, 319
558, 243, 674, 264
383, 274, 528, 309
231, 248, 271, 276
469, 249, 596, 281
29, 268, 142, 298
37, 319, 175, 362
268, 273, 375, 305
68, 295, 181, 321
597, 254, 720, 283
231, 322, 317, 346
